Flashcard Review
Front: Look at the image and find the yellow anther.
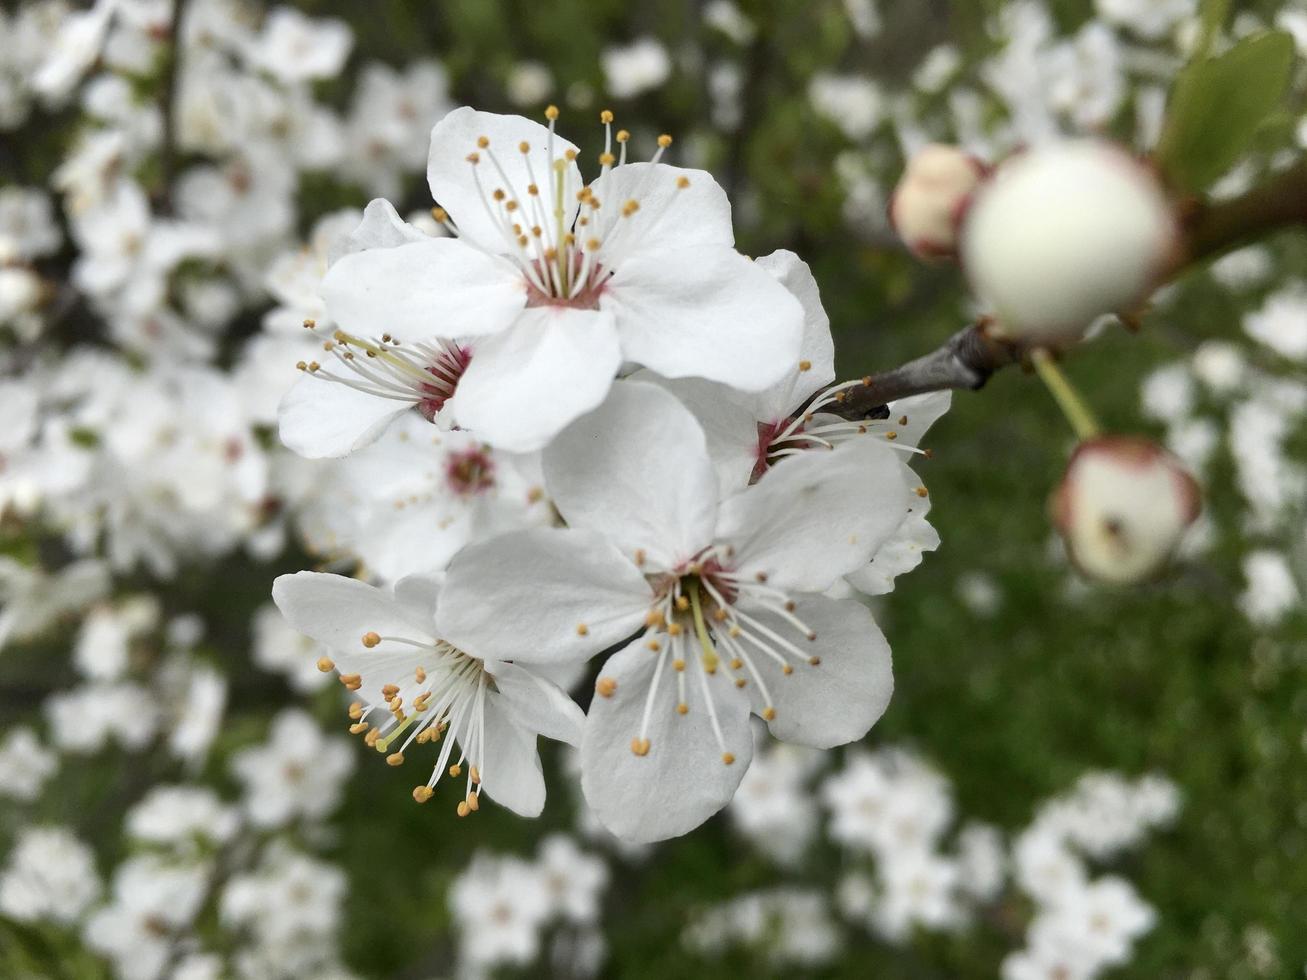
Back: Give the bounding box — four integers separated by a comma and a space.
586, 237, 601, 251
657, 134, 672, 148
456, 801, 470, 817
505, 200, 519, 212
307, 361, 320, 372
412, 786, 433, 803
364, 728, 381, 747
596, 677, 618, 698
466, 152, 480, 164
600, 109, 614, 123
492, 188, 506, 201
348, 702, 363, 720
413, 693, 431, 711
808, 656, 822, 666
676, 176, 690, 189
386, 752, 404, 766
722, 752, 735, 765
349, 722, 370, 735
762, 707, 777, 721
644, 609, 665, 627
381, 683, 399, 698
518, 140, 530, 153
545, 104, 559, 120
296, 361, 307, 371
782, 664, 794, 676
676, 702, 688, 715
734, 678, 746, 688
713, 608, 728, 622
432, 206, 448, 222
316, 657, 334, 673
615, 129, 630, 143
675, 596, 689, 612
635, 549, 647, 567
672, 658, 686, 672
599, 152, 616, 166
449, 764, 462, 778
916, 486, 929, 497
564, 148, 578, 161
886, 431, 898, 440
668, 623, 683, 636
340, 673, 362, 690
527, 183, 539, 196
729, 658, 743, 670
362, 631, 381, 648
302, 318, 316, 329
415, 666, 426, 683
469, 766, 480, 784
466, 792, 480, 812
576, 623, 589, 636
630, 737, 651, 756
476, 135, 490, 148
799, 359, 812, 371
622, 199, 640, 217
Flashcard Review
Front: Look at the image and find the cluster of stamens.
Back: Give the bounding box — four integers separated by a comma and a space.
754, 376, 933, 483
296, 321, 471, 422
316, 630, 490, 817
463, 106, 686, 308
587, 547, 829, 766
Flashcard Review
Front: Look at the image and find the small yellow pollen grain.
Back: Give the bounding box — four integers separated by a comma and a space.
722, 752, 735, 765
469, 766, 481, 784
476, 135, 489, 148
432, 206, 448, 222
676, 175, 690, 189
340, 672, 362, 690
518, 140, 530, 153
565, 148, 578, 161
316, 656, 334, 673
596, 677, 618, 698
672, 658, 686, 672
799, 359, 812, 372
600, 109, 614, 123
734, 678, 747, 688
808, 656, 822, 666
364, 728, 381, 747
762, 707, 777, 721
635, 549, 647, 567
630, 737, 651, 756
886, 431, 898, 441
615, 129, 630, 143
657, 134, 673, 148
412, 786, 433, 803
675, 596, 689, 612
415, 666, 426, 683
386, 752, 404, 766
576, 623, 589, 636
545, 104, 559, 120
302, 318, 316, 329
899, 415, 909, 426
381, 683, 399, 699
348, 702, 363, 720
676, 702, 688, 715
456, 801, 470, 817
362, 631, 381, 648
466, 152, 480, 164
916, 486, 929, 498
599, 151, 616, 166
449, 764, 462, 778
466, 792, 480, 812
646, 639, 662, 652
349, 722, 370, 735
668, 622, 683, 637
782, 664, 794, 676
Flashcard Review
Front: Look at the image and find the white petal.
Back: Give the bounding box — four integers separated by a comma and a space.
450, 307, 621, 453
487, 662, 584, 746
437, 527, 652, 665
543, 380, 718, 571
277, 375, 412, 459
717, 439, 911, 593
478, 697, 547, 817
845, 490, 939, 597
271, 571, 437, 655
604, 245, 803, 392
580, 637, 753, 842
327, 198, 428, 265
755, 249, 836, 411
427, 107, 582, 252
594, 163, 733, 254
746, 595, 893, 748
321, 237, 525, 342
884, 390, 952, 447
634, 372, 762, 497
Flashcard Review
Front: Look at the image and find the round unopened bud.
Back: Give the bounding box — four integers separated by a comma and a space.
1051, 436, 1201, 585
960, 141, 1178, 346
889, 143, 986, 261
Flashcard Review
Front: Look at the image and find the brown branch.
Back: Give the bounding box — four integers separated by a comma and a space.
826, 157, 1307, 421
154, 0, 190, 215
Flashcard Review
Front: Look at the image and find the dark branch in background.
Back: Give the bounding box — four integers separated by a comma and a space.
154, 0, 191, 215
825, 159, 1307, 421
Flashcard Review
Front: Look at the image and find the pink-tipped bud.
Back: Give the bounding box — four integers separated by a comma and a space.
1051, 436, 1201, 585
889, 144, 986, 261
960, 141, 1179, 347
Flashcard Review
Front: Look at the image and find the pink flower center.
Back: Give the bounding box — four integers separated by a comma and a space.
445, 447, 495, 497
417, 344, 472, 422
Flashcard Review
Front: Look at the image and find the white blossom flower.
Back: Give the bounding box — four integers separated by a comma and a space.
45, 681, 159, 753
229, 707, 355, 828
0, 826, 100, 925
683, 888, 843, 965
1244, 285, 1307, 362
1095, 0, 1196, 40
450, 853, 552, 970
0, 186, 62, 261
729, 732, 821, 866
31, 0, 116, 103
243, 7, 352, 84
601, 38, 671, 99
126, 786, 241, 848
84, 855, 211, 980
808, 73, 884, 141
251, 602, 335, 693
290, 106, 803, 455
873, 848, 963, 941
438, 381, 906, 841
506, 60, 554, 107
0, 726, 59, 801
890, 144, 986, 261
272, 571, 584, 817
1238, 550, 1301, 626
536, 834, 610, 925
1026, 876, 1156, 972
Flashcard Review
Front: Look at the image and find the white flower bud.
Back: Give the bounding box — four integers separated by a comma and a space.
961, 141, 1178, 346
1051, 436, 1201, 585
889, 143, 986, 261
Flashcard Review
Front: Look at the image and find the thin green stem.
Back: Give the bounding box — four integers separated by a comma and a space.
1030, 348, 1101, 441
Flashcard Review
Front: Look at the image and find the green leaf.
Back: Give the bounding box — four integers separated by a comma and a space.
1155, 30, 1296, 194
1194, 0, 1230, 60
